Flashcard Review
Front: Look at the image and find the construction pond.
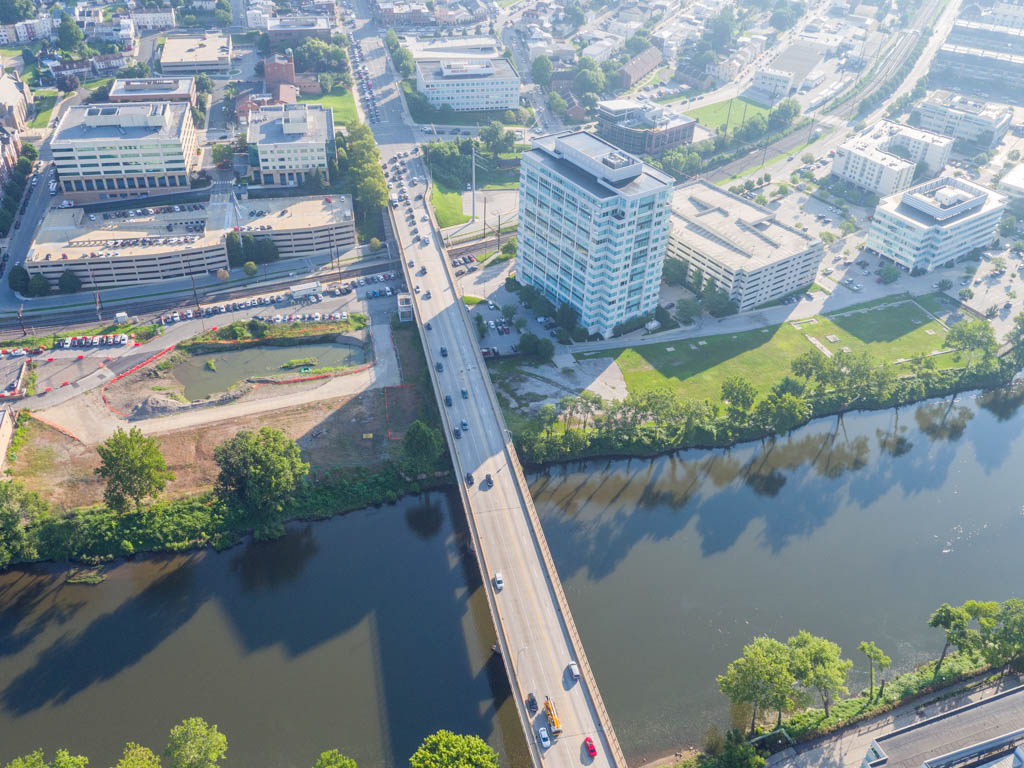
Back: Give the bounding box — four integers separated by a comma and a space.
103, 338, 369, 419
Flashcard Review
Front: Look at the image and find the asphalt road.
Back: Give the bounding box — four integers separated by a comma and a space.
352, 6, 625, 768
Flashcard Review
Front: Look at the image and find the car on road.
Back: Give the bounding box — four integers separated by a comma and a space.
493, 572, 504, 590
568, 661, 580, 680
435, 361, 444, 372
527, 693, 538, 714
453, 427, 462, 438
538, 728, 551, 750
444, 394, 453, 406
461, 388, 468, 399
440, 346, 448, 357
484, 473, 493, 487
465, 472, 474, 486
583, 738, 596, 758
461, 419, 468, 431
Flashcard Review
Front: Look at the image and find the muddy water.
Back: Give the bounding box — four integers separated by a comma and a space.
172, 343, 365, 400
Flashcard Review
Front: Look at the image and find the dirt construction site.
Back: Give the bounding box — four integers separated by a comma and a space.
7, 325, 429, 509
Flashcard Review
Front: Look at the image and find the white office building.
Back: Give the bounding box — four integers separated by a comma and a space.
414, 58, 520, 112
516, 131, 675, 338
246, 103, 335, 187
866, 177, 1006, 273
51, 103, 198, 200
832, 120, 953, 197
752, 67, 794, 98
667, 180, 825, 312
917, 90, 1013, 147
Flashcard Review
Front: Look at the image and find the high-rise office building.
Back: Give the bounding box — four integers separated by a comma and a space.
516, 131, 675, 338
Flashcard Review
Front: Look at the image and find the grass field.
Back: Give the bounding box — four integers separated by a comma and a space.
83, 76, 113, 91
29, 90, 58, 129
300, 87, 358, 124
0, 46, 23, 59
575, 302, 953, 405
432, 182, 470, 228
685, 97, 769, 132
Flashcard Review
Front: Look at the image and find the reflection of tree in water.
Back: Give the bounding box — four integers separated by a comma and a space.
914, 399, 975, 442
230, 525, 319, 592
404, 497, 444, 540
977, 385, 1024, 422
877, 409, 913, 458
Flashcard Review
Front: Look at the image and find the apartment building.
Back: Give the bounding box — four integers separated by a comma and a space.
596, 99, 696, 156
516, 131, 675, 338
414, 58, 520, 112
832, 120, 952, 196
131, 9, 177, 30
109, 77, 197, 105
160, 33, 232, 75
865, 177, 1006, 273
51, 102, 198, 201
246, 103, 335, 187
666, 180, 825, 312
917, 90, 1013, 147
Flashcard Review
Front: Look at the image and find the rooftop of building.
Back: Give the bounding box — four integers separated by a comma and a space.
246, 103, 332, 146
922, 89, 1013, 120
52, 102, 190, 144
527, 130, 674, 199
597, 98, 695, 130
416, 57, 518, 82
405, 35, 504, 60
867, 686, 1024, 768
839, 119, 952, 165
669, 179, 816, 270
160, 33, 230, 64
27, 195, 353, 265
768, 41, 825, 85
266, 14, 330, 30
109, 77, 195, 99
999, 163, 1024, 193
880, 176, 1006, 228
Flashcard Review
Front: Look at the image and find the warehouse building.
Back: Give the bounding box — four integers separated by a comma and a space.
666, 180, 825, 312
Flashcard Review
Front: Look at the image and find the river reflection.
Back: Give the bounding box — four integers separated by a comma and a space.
532, 391, 1024, 764
1, 392, 1023, 768
0, 492, 528, 768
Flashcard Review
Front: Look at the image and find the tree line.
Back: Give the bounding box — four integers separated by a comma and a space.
338, 121, 389, 232
515, 316, 1008, 464
4, 722, 498, 768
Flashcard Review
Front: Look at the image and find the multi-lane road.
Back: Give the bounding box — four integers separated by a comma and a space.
351, 7, 626, 768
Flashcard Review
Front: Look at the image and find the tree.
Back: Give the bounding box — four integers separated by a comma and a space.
703, 289, 738, 317
211, 144, 233, 167
94, 427, 174, 514
573, 67, 604, 96
1000, 214, 1017, 238
25, 273, 50, 297
531, 55, 553, 86
57, 12, 83, 52
225, 232, 243, 266
165, 717, 227, 768
114, 743, 163, 768
243, 261, 258, 277
537, 337, 555, 363
0, 482, 43, 569
937, 279, 953, 291
214, 428, 309, 537
946, 318, 997, 375
675, 298, 702, 324
929, 602, 970, 679
392, 46, 415, 78
58, 269, 81, 294
721, 376, 756, 417
195, 73, 214, 94
858, 641, 891, 699
555, 302, 577, 332
801, 153, 815, 164
718, 636, 798, 732
369, 237, 382, 252
959, 287, 974, 300
880, 264, 900, 284
4, 751, 90, 768
312, 751, 356, 768
402, 419, 444, 475
7, 264, 29, 293
479, 121, 513, 158
408, 731, 499, 768
548, 91, 567, 118
55, 73, 80, 93
788, 631, 852, 717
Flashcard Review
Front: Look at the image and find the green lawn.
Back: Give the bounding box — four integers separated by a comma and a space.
431, 182, 470, 228
575, 302, 952, 405
83, 76, 112, 91
914, 292, 958, 317
299, 87, 358, 124
29, 90, 59, 129
685, 97, 769, 132
0, 46, 24, 59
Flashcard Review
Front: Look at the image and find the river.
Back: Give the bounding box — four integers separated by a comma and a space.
1, 391, 1023, 766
